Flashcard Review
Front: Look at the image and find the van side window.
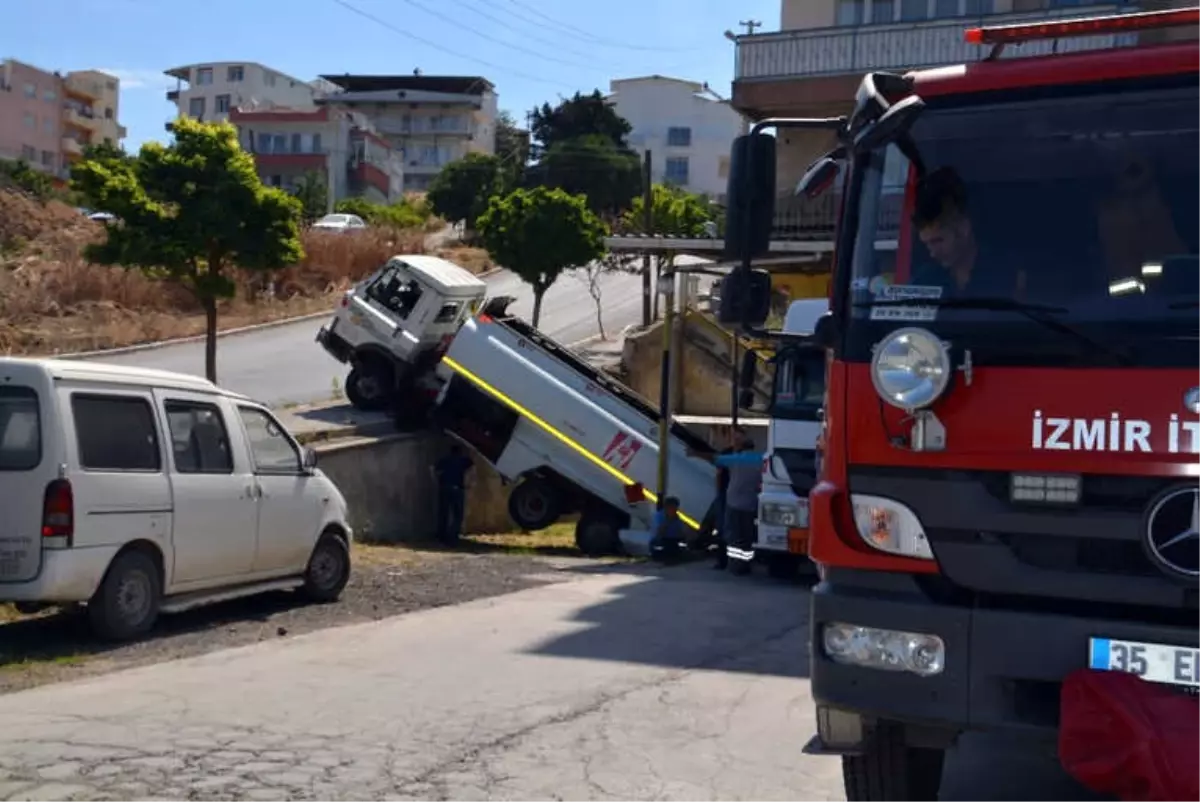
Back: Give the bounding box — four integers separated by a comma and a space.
0, 386, 40, 471
236, 406, 301, 474
165, 401, 234, 474
71, 394, 161, 472
434, 302, 461, 323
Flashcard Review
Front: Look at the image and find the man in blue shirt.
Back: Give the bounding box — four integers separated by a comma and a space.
715, 428, 763, 576
432, 444, 474, 545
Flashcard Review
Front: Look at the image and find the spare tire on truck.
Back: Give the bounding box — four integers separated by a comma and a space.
507, 476, 561, 531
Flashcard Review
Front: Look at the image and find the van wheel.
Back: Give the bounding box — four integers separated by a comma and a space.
346, 361, 393, 411
508, 477, 561, 531
88, 550, 161, 642
575, 514, 622, 557
842, 721, 945, 801
301, 533, 351, 603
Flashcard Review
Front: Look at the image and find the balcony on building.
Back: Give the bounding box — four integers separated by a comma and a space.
63, 104, 98, 131
64, 74, 104, 101
61, 136, 84, 159
732, 2, 1135, 117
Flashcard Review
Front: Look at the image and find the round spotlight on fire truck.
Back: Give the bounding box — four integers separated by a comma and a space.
869, 327, 951, 411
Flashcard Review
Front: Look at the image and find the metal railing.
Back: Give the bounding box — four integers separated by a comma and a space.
771, 191, 904, 241
736, 4, 1133, 81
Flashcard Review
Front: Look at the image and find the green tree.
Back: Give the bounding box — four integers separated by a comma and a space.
622, 184, 717, 318
494, 110, 529, 187
71, 117, 303, 383
292, 171, 328, 224
0, 158, 55, 200
333, 196, 427, 229
528, 134, 642, 216
477, 187, 607, 328
530, 91, 632, 151
425, 152, 506, 233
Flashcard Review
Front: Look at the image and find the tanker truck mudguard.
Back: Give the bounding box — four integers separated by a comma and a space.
722, 7, 1199, 800
431, 297, 718, 556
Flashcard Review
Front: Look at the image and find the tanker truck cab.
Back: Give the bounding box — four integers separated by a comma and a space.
755, 298, 829, 579
721, 8, 1199, 800
316, 255, 487, 411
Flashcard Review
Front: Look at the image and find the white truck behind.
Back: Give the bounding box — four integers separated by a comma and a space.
754, 298, 828, 578
431, 300, 718, 555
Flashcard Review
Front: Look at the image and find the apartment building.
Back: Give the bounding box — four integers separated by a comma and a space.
729, 0, 1169, 243
607, 75, 747, 200
229, 106, 405, 204
164, 62, 323, 127
0, 59, 125, 179
316, 74, 498, 192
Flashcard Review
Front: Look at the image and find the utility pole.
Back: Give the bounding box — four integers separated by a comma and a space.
738, 19, 762, 35
641, 149, 653, 327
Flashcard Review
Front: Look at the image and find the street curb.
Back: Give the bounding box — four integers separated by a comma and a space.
54, 266, 511, 361
56, 311, 333, 361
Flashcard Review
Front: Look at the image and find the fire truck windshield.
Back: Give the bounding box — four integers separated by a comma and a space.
845, 78, 1198, 368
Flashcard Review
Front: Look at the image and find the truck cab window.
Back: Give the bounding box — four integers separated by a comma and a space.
772, 348, 826, 420
366, 267, 424, 320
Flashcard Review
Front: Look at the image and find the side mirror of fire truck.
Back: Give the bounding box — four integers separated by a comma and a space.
795, 147, 846, 200
853, 95, 926, 154
723, 133, 776, 262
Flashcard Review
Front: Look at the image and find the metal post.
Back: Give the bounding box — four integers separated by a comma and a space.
655, 270, 675, 510
730, 334, 740, 429
641, 150, 654, 326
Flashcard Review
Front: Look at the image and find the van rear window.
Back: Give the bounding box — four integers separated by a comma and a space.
0, 386, 41, 471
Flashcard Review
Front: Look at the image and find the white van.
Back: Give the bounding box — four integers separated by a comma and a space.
0, 358, 353, 641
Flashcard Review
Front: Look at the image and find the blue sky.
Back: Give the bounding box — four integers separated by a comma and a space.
10, 0, 780, 153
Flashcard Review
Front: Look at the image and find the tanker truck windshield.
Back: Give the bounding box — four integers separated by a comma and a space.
844, 78, 1198, 370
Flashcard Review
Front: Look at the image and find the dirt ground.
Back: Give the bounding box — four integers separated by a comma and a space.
0, 529, 609, 696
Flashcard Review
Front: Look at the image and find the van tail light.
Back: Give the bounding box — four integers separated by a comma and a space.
42, 478, 74, 548
340, 292, 352, 308
624, 483, 646, 504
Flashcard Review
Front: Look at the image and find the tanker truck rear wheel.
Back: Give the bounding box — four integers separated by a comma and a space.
507, 477, 561, 531
575, 514, 622, 557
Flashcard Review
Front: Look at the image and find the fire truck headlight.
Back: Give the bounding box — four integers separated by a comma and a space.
823, 623, 945, 677
850, 494, 934, 560
869, 327, 951, 411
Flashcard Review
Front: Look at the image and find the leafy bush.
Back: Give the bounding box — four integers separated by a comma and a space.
0, 159, 56, 201
333, 196, 434, 231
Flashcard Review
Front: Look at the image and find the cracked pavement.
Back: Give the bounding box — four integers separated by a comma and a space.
0, 564, 1095, 801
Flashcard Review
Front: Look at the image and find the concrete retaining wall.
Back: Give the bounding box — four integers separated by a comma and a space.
313, 432, 511, 543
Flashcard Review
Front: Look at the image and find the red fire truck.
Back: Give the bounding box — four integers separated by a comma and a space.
722, 6, 1198, 800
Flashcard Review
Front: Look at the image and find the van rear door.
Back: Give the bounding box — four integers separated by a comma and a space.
0, 371, 56, 583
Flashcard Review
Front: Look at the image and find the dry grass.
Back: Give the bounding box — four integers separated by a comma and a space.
435, 245, 495, 275
0, 188, 436, 355
0, 603, 19, 624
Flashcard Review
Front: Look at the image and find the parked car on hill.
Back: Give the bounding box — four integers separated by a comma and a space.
312, 213, 367, 233
0, 358, 353, 641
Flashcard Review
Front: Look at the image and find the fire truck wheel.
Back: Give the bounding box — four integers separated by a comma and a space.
346, 362, 393, 411
574, 515, 622, 557
507, 477, 561, 531
842, 721, 945, 801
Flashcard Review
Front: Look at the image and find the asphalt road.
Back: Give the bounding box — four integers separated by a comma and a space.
87, 259, 711, 408
0, 563, 1096, 801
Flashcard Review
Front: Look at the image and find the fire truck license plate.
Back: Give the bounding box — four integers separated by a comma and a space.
1088, 638, 1200, 688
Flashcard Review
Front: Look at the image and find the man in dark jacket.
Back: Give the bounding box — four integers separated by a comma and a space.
715, 427, 763, 576
432, 444, 473, 545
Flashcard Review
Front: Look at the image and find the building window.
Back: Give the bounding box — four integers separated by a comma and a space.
188, 97, 206, 118
43, 117, 53, 134
257, 132, 273, 153
667, 126, 692, 147
42, 88, 56, 102
23, 82, 35, 98
934, 0, 960, 16
291, 133, 302, 153
20, 145, 36, 161
215, 94, 231, 114
899, 0, 927, 20
106, 80, 117, 91
41, 150, 54, 168
196, 67, 213, 86
22, 112, 34, 129
836, 0, 864, 25
869, 0, 895, 23
664, 156, 689, 186
227, 65, 245, 82
311, 133, 322, 153
104, 106, 114, 120
965, 0, 994, 13
268, 175, 282, 187
273, 134, 287, 153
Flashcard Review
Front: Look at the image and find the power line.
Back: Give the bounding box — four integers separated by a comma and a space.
391, 0, 609, 71
329, 0, 575, 89
499, 0, 707, 53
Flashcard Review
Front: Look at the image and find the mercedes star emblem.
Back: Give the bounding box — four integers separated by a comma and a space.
1185, 386, 1200, 415
1144, 485, 1200, 582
